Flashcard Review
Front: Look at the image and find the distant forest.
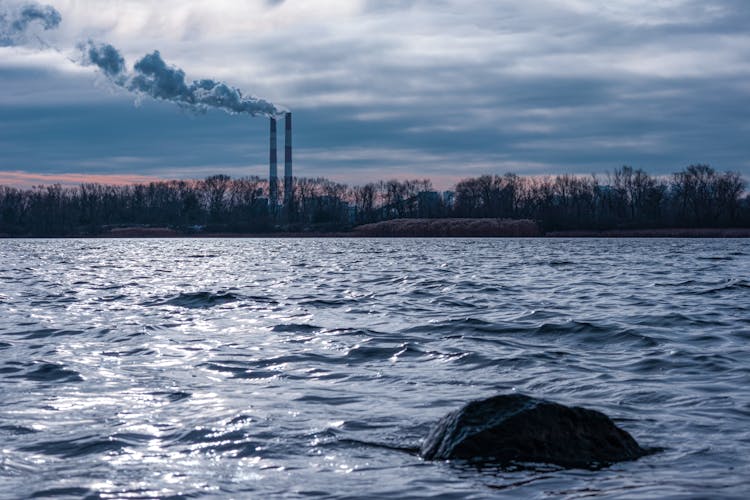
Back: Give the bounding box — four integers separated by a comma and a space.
0, 165, 748, 236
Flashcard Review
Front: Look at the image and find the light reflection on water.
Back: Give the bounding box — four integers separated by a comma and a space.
0, 238, 749, 498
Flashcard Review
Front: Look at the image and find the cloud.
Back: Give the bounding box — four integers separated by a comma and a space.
81, 40, 125, 78
0, 0, 748, 183
0, 1, 61, 46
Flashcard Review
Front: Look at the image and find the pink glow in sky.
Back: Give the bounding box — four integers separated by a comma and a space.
0, 170, 162, 188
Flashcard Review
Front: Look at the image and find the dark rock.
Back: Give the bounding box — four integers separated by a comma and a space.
420, 394, 647, 468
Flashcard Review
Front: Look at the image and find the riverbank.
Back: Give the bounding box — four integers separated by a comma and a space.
546, 228, 750, 238
352, 218, 541, 237
2, 220, 750, 238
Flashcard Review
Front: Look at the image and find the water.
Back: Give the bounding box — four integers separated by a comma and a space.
1, 238, 749, 498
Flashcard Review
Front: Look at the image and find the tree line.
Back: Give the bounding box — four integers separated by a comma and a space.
0, 165, 747, 236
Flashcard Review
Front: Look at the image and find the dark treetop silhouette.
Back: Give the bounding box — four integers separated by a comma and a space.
0, 165, 747, 236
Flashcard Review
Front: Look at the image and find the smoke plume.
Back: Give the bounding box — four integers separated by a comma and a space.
82, 41, 283, 117
3, 2, 283, 118
0, 2, 61, 46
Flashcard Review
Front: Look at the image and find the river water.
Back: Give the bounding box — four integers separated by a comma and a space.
1, 238, 749, 498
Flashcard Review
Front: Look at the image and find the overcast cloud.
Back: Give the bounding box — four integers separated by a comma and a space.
1, 0, 748, 187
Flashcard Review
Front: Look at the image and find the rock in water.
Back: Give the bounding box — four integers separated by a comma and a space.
420, 394, 647, 468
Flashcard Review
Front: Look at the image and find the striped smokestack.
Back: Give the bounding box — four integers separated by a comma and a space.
284, 112, 293, 206
269, 117, 278, 209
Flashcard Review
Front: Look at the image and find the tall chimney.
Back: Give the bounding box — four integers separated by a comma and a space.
284, 112, 293, 206
269, 117, 278, 210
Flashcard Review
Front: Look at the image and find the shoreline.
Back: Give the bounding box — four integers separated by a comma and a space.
545, 228, 750, 238
2, 228, 750, 239
2, 219, 750, 239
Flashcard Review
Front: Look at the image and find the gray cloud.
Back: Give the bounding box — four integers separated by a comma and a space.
81, 41, 125, 79
0, 2, 61, 46
1, 0, 749, 184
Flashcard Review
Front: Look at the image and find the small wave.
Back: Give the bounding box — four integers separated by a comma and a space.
407, 318, 662, 349
145, 291, 242, 309
655, 279, 701, 287
30, 487, 93, 498
9, 328, 85, 340
97, 294, 128, 303
227, 414, 255, 426
272, 323, 323, 333
633, 312, 697, 327
0, 362, 24, 375
695, 279, 750, 296
200, 362, 282, 380
696, 255, 734, 261
433, 298, 480, 308
0, 424, 38, 435
92, 283, 125, 291
325, 437, 421, 455
166, 427, 269, 458
345, 343, 425, 362
21, 435, 128, 458
295, 394, 362, 405
548, 260, 576, 267
101, 347, 155, 357
152, 390, 192, 402
245, 295, 279, 305
8, 363, 83, 383
622, 356, 674, 374
603, 329, 662, 348
533, 320, 612, 335
402, 318, 512, 335
659, 278, 750, 296
300, 298, 359, 308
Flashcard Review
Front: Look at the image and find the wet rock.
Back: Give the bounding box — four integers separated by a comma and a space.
421, 394, 647, 468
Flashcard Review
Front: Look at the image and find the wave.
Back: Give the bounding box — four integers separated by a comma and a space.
165, 426, 270, 458
20, 435, 129, 458
657, 278, 750, 296
144, 291, 243, 308
151, 390, 192, 402
5, 362, 83, 383
29, 487, 93, 498
199, 362, 283, 380
7, 328, 85, 340
299, 298, 360, 308
2, 238, 750, 499
272, 323, 323, 333
695, 279, 750, 296
403, 317, 662, 349
0, 424, 38, 435
696, 255, 734, 261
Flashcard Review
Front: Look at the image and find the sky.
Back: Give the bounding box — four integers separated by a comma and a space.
1, 0, 749, 189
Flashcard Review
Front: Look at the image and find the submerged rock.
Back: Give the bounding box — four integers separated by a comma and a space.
420, 394, 647, 468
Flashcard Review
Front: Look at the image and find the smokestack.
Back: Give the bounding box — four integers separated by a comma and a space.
284, 112, 293, 206
269, 117, 278, 210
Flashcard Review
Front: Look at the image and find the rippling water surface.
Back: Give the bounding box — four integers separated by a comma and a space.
1, 238, 749, 498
